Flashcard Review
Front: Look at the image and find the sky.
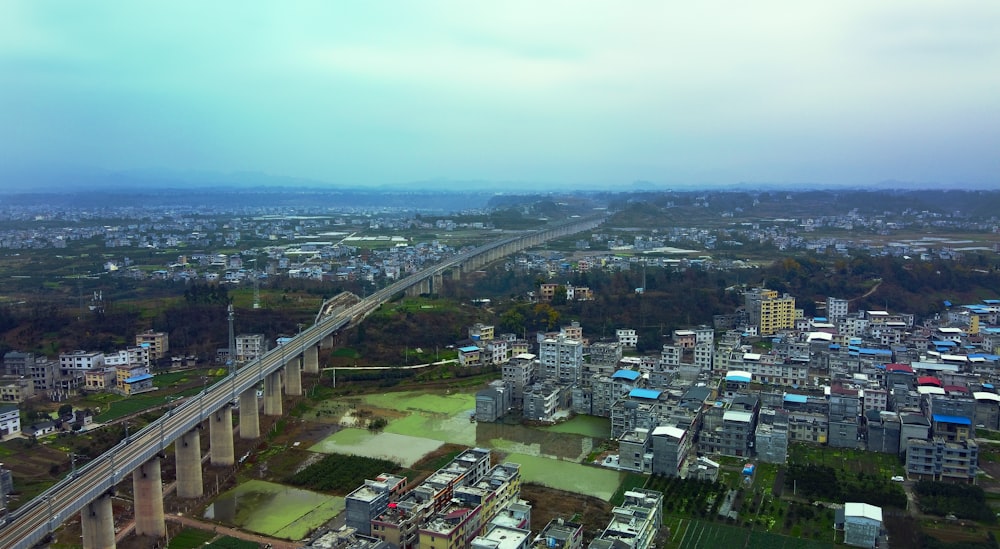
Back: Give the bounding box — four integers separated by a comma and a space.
1, 1, 999, 190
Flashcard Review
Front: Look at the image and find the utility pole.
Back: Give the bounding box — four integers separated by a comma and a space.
227, 304, 236, 377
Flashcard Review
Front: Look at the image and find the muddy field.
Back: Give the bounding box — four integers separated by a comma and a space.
521, 483, 613, 544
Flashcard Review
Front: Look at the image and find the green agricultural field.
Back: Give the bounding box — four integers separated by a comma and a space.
167, 528, 215, 549
361, 390, 477, 416
788, 444, 905, 478
668, 518, 836, 549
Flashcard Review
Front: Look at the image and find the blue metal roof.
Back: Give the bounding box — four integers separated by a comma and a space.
932, 414, 971, 425
783, 394, 808, 404
931, 340, 957, 347
629, 388, 661, 400
984, 383, 995, 389
725, 374, 752, 383
124, 373, 153, 383
612, 370, 641, 381
829, 344, 840, 349
983, 299, 1000, 305
458, 345, 481, 352
857, 348, 893, 356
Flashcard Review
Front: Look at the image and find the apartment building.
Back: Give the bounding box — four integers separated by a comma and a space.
0, 404, 21, 437
0, 376, 34, 403
905, 438, 978, 483
502, 355, 535, 410
531, 519, 583, 549
538, 336, 583, 386
345, 474, 408, 536
745, 288, 797, 336
469, 323, 495, 342
698, 394, 759, 458
59, 350, 105, 374
589, 489, 663, 549
235, 333, 266, 363
135, 330, 169, 360
616, 329, 638, 349
104, 346, 151, 368
650, 425, 691, 477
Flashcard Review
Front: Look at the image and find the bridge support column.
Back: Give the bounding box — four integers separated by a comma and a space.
175, 429, 203, 498
303, 344, 319, 375
210, 406, 235, 466
81, 493, 115, 549
285, 357, 302, 396
264, 370, 283, 416
239, 388, 260, 439
133, 458, 165, 538
321, 334, 334, 350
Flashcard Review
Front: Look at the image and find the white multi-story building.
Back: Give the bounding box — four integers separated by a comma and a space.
104, 346, 151, 368
236, 333, 266, 363
485, 340, 509, 365
59, 350, 105, 375
538, 336, 583, 385
827, 297, 849, 321
0, 404, 20, 437
616, 329, 638, 349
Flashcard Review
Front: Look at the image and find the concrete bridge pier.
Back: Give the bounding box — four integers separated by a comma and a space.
285, 357, 302, 396
264, 370, 283, 416
239, 388, 260, 439
133, 458, 165, 538
80, 492, 115, 549
210, 406, 235, 466
175, 429, 203, 498
303, 344, 319, 375
320, 334, 334, 350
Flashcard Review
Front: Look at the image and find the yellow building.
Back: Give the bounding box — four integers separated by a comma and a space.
755, 290, 796, 336
135, 330, 169, 360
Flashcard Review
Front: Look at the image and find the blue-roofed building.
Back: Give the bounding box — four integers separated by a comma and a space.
629, 388, 661, 400
783, 393, 808, 405
458, 345, 482, 367
123, 373, 154, 395
612, 370, 641, 382
932, 413, 973, 443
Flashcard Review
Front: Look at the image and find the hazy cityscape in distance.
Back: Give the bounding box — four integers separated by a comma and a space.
2, 2, 1000, 549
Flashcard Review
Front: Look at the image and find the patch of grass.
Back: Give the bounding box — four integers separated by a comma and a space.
610, 473, 648, 506
206, 537, 259, 549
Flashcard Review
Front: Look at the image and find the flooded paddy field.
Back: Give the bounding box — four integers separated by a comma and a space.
309, 429, 445, 467
505, 453, 623, 500
540, 415, 611, 438
204, 480, 344, 540
215, 386, 621, 538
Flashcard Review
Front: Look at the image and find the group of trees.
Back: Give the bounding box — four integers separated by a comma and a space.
915, 481, 995, 523
785, 463, 906, 509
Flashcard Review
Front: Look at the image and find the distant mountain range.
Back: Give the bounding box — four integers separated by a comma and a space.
0, 163, 993, 196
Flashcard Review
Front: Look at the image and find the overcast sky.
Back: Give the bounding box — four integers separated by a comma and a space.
2, 1, 998, 189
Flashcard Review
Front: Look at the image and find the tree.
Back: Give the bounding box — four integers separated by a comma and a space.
58, 404, 74, 417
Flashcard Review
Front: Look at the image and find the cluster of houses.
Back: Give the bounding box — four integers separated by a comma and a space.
463, 288, 1000, 487
0, 330, 170, 439
321, 447, 663, 549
